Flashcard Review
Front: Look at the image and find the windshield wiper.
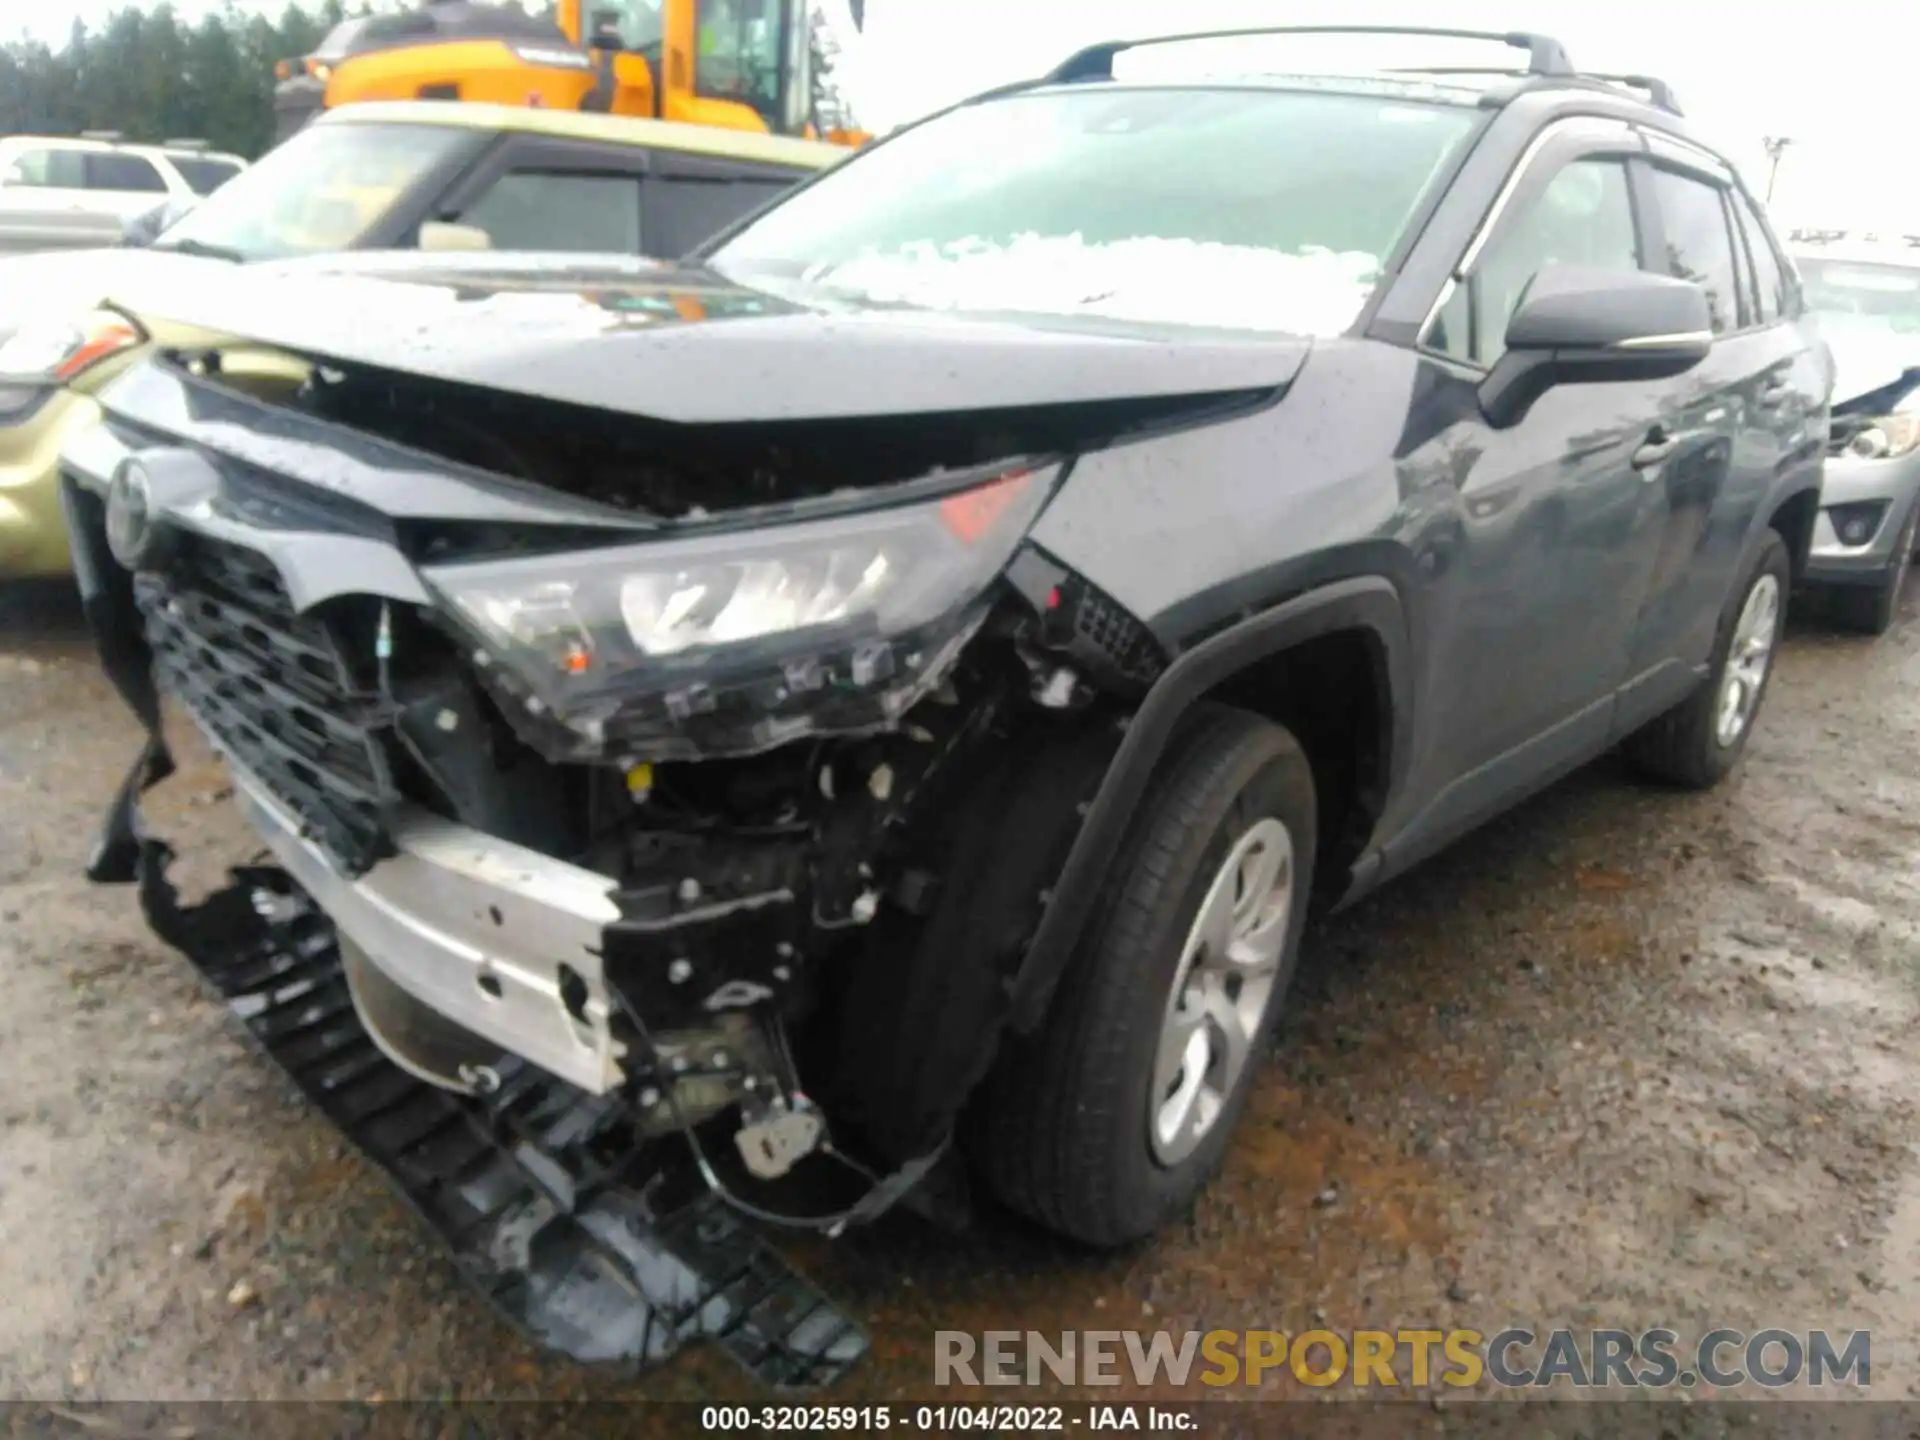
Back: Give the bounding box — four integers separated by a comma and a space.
153, 238, 245, 262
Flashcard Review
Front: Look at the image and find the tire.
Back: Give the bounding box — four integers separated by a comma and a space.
1828, 501, 1917, 637
1625, 529, 1791, 789
969, 705, 1317, 1247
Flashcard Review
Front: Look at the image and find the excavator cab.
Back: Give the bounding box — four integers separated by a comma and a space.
271, 0, 870, 147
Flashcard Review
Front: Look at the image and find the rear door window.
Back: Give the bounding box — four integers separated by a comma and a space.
455, 170, 645, 252
3, 147, 86, 188
169, 157, 245, 195
85, 152, 168, 193
1650, 167, 1741, 335
648, 172, 803, 256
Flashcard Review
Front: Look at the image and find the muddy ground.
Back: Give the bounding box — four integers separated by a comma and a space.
2, 573, 1918, 1411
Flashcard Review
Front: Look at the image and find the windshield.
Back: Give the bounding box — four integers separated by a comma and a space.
708, 86, 1479, 334
1799, 257, 1920, 336
155, 122, 472, 262
593, 0, 664, 51
696, 0, 788, 130
314, 17, 370, 61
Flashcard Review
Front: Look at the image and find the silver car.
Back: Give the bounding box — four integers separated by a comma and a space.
1796, 243, 1920, 634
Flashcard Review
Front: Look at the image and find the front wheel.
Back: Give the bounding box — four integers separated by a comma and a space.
1626, 529, 1790, 789
970, 706, 1316, 1247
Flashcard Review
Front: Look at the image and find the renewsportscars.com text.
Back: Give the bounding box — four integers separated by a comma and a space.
934, 1327, 1871, 1390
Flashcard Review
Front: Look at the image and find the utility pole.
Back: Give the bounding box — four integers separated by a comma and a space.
1762, 135, 1793, 205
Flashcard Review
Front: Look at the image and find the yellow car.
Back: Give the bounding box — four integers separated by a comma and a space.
0, 99, 841, 577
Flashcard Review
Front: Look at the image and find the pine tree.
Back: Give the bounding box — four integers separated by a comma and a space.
808, 4, 857, 132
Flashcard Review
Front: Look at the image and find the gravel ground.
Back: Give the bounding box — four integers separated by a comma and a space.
2, 574, 1918, 1408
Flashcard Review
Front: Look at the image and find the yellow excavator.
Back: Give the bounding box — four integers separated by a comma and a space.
273, 0, 871, 148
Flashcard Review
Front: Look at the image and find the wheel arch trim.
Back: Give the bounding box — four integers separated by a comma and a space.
1007, 575, 1412, 1034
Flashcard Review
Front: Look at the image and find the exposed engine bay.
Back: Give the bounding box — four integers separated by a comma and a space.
61, 337, 1254, 1379
190, 347, 1185, 1167
1829, 365, 1920, 458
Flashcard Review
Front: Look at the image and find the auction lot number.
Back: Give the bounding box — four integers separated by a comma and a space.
701, 1405, 1070, 1431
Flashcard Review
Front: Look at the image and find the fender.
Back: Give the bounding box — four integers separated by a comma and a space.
1006, 574, 1413, 1034
1755, 471, 1823, 573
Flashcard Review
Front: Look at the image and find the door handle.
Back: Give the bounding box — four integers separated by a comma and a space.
1632, 433, 1679, 472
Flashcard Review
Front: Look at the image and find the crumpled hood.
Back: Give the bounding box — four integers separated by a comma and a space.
1816, 319, 1920, 409
98, 251, 1314, 424
0, 246, 229, 346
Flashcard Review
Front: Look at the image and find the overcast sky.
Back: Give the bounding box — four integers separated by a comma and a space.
27, 0, 1917, 229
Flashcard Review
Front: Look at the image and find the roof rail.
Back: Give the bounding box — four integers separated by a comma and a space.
1388, 64, 1683, 116
79, 129, 124, 143
162, 137, 210, 151
1580, 72, 1683, 116
1043, 26, 1575, 86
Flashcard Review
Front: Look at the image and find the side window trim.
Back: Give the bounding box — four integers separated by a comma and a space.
1416, 127, 1647, 371
1640, 129, 1734, 186
1643, 159, 1769, 340
1732, 187, 1796, 322
1721, 187, 1759, 330
1623, 154, 1667, 279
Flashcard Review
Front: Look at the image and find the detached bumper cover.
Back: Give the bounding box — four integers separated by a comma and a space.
135, 851, 867, 1384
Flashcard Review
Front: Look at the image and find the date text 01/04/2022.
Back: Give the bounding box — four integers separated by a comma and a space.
697, 1404, 1197, 1430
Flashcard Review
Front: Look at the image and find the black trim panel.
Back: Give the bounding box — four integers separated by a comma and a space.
1008, 576, 1409, 1032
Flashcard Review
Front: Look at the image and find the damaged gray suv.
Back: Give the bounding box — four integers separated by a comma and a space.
62, 26, 1829, 1383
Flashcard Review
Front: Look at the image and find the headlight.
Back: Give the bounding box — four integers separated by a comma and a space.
1847, 412, 1920, 460
425, 463, 1059, 761
0, 310, 144, 385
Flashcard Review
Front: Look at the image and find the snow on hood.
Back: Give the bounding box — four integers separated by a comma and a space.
0, 246, 226, 344
782, 234, 1381, 338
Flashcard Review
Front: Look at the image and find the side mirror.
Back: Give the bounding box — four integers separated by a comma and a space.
121, 197, 198, 248
0, 162, 24, 187
1479, 264, 1713, 428
419, 220, 493, 253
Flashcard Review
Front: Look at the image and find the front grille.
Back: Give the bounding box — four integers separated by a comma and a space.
137, 535, 394, 874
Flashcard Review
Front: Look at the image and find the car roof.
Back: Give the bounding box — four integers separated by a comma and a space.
963, 25, 1717, 157
311, 101, 848, 170
132, 144, 249, 166
974, 71, 1718, 159
0, 133, 247, 165
1, 134, 129, 154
